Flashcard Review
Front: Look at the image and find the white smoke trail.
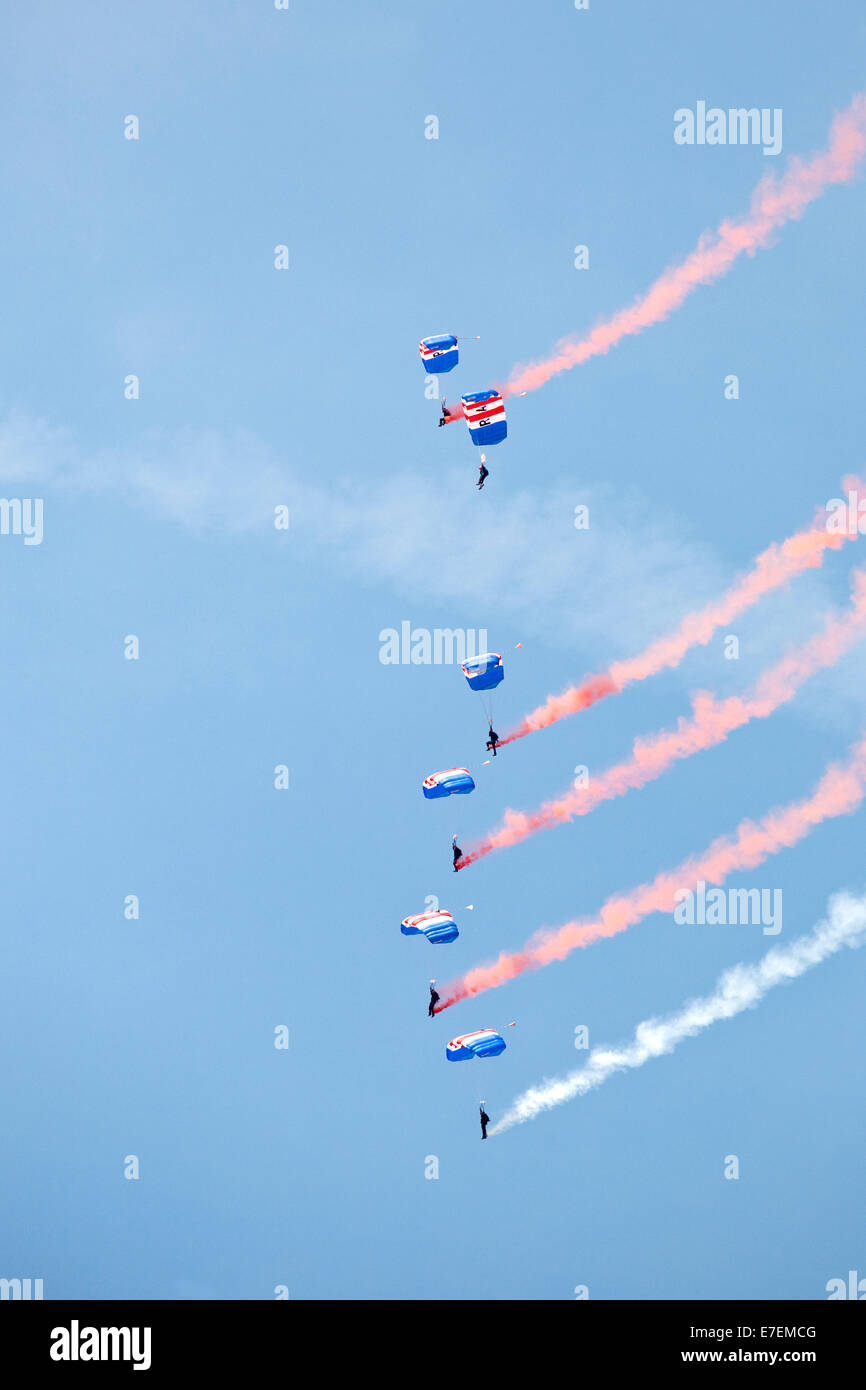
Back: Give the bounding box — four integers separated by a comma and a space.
489, 891, 866, 1134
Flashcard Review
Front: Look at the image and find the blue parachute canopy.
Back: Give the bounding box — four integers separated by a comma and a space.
420, 334, 459, 374
422, 767, 475, 799
401, 910, 459, 945
462, 651, 504, 692
446, 1029, 507, 1061
461, 389, 507, 446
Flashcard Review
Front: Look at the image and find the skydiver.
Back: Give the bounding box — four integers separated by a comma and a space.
480, 1105, 490, 1140
428, 984, 440, 1017
452, 834, 463, 872
438, 398, 452, 427
486, 723, 499, 757
477, 462, 489, 489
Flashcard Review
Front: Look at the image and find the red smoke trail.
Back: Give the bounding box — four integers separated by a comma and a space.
504, 94, 866, 398
438, 733, 866, 1010
501, 481, 864, 748
458, 569, 866, 867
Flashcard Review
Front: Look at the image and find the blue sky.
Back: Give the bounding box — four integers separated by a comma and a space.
1, 1, 865, 1300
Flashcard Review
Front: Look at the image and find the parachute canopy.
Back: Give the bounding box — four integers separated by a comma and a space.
422, 767, 475, 799
420, 334, 459, 374
401, 910, 459, 945
461, 390, 507, 447
462, 651, 504, 692
446, 1029, 507, 1061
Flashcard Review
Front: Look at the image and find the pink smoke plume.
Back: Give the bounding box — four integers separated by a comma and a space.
504, 94, 866, 398
458, 569, 866, 868
501, 480, 864, 748
438, 733, 866, 1010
